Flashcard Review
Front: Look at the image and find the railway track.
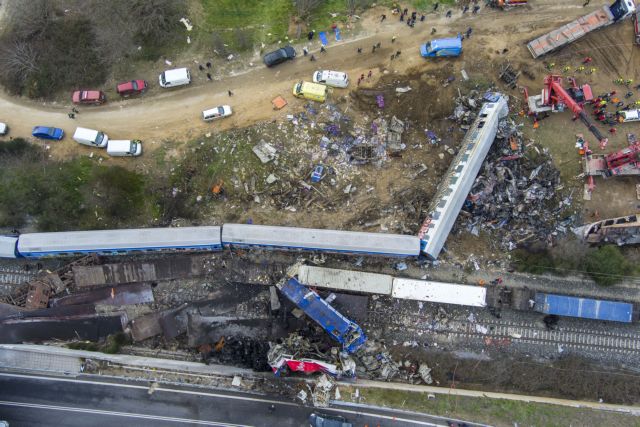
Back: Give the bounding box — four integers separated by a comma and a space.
370, 313, 640, 354
0, 264, 36, 286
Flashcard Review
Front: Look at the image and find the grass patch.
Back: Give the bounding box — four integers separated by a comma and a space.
67, 333, 129, 354
199, 0, 293, 50
0, 139, 151, 231
350, 387, 640, 427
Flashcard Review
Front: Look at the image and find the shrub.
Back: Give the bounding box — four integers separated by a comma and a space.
584, 245, 633, 286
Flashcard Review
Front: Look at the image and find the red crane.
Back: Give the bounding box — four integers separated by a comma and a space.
525, 75, 608, 147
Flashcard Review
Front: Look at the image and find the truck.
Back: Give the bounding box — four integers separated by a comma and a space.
420, 37, 462, 58
527, 0, 636, 58
277, 277, 367, 353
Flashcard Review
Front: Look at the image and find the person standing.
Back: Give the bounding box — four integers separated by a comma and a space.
228, 90, 233, 97
367, 70, 372, 79
380, 14, 386, 22
308, 30, 314, 40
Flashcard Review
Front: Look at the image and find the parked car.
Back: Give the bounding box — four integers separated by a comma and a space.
312, 70, 349, 88
420, 37, 463, 58
0, 123, 7, 136
32, 126, 64, 140
116, 80, 148, 97
72, 90, 106, 105
263, 46, 296, 67
309, 413, 352, 427
202, 105, 233, 122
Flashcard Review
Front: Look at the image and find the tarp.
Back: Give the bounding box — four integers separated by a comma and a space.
319, 31, 328, 46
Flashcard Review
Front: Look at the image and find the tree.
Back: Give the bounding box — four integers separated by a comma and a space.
295, 0, 324, 24
584, 245, 633, 286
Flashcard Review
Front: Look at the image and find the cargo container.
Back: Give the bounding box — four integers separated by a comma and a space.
534, 293, 633, 323
391, 278, 487, 307
297, 265, 393, 295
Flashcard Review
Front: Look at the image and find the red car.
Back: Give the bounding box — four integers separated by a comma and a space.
72, 90, 106, 105
116, 80, 148, 97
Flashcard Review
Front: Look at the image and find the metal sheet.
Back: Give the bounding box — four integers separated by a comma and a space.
0, 236, 17, 258
391, 278, 487, 307
298, 266, 393, 295
51, 283, 154, 307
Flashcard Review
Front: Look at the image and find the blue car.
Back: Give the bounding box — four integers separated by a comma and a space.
32, 126, 64, 140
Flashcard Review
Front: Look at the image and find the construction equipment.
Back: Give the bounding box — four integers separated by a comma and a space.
489, 0, 528, 9
583, 139, 640, 178
525, 75, 608, 147
277, 277, 367, 353
527, 0, 636, 58
634, 9, 640, 44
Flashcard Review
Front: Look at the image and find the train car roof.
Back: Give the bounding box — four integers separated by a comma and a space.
17, 226, 221, 253
222, 223, 420, 256
0, 236, 18, 258
392, 278, 487, 307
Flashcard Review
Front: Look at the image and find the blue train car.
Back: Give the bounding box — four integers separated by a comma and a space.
534, 293, 633, 323
279, 278, 367, 353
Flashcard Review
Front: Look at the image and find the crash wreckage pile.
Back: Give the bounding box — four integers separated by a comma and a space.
451, 91, 572, 250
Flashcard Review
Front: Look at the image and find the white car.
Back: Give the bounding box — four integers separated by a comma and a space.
0, 123, 7, 135
312, 70, 349, 88
202, 105, 233, 122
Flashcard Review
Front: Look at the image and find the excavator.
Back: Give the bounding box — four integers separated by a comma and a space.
524, 75, 609, 148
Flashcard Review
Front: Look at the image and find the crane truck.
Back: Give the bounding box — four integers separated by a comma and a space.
527, 0, 636, 58
525, 75, 608, 147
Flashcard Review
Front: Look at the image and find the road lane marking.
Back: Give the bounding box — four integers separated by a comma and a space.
0, 400, 249, 426
0, 372, 451, 425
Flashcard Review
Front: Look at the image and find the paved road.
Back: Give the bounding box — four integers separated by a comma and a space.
0, 372, 472, 427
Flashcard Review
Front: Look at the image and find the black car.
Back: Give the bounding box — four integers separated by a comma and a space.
309, 412, 352, 427
263, 45, 296, 67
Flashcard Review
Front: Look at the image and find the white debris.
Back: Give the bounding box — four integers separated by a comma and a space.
165, 59, 172, 66
395, 86, 412, 93
252, 140, 278, 163
231, 376, 242, 387
418, 364, 433, 384
179, 18, 193, 31
266, 174, 278, 184
475, 324, 488, 334
297, 390, 308, 403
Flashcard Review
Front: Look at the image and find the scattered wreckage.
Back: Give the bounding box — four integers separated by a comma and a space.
574, 213, 640, 246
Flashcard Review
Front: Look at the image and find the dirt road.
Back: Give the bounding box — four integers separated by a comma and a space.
0, 0, 604, 160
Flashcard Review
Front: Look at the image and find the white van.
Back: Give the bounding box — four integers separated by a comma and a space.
158, 68, 191, 88
106, 140, 142, 157
202, 105, 233, 122
620, 109, 640, 122
73, 127, 108, 148
312, 70, 349, 88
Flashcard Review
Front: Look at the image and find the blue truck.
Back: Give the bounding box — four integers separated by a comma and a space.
534, 293, 634, 323
278, 277, 367, 353
420, 37, 462, 58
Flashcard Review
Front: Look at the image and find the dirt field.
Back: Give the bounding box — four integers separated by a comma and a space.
1, 0, 639, 256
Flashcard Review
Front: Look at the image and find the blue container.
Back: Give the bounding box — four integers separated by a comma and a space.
534, 293, 633, 323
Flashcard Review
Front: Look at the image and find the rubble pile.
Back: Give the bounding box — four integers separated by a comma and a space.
463, 128, 570, 249
450, 90, 571, 250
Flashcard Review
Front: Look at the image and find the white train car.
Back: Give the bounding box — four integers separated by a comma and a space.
392, 278, 486, 307
297, 265, 394, 294
0, 236, 18, 258
17, 226, 222, 258
222, 224, 421, 257
418, 94, 509, 260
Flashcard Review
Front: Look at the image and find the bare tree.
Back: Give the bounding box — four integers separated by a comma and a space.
0, 40, 39, 78
129, 0, 184, 41
295, 0, 324, 23
9, 0, 52, 40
